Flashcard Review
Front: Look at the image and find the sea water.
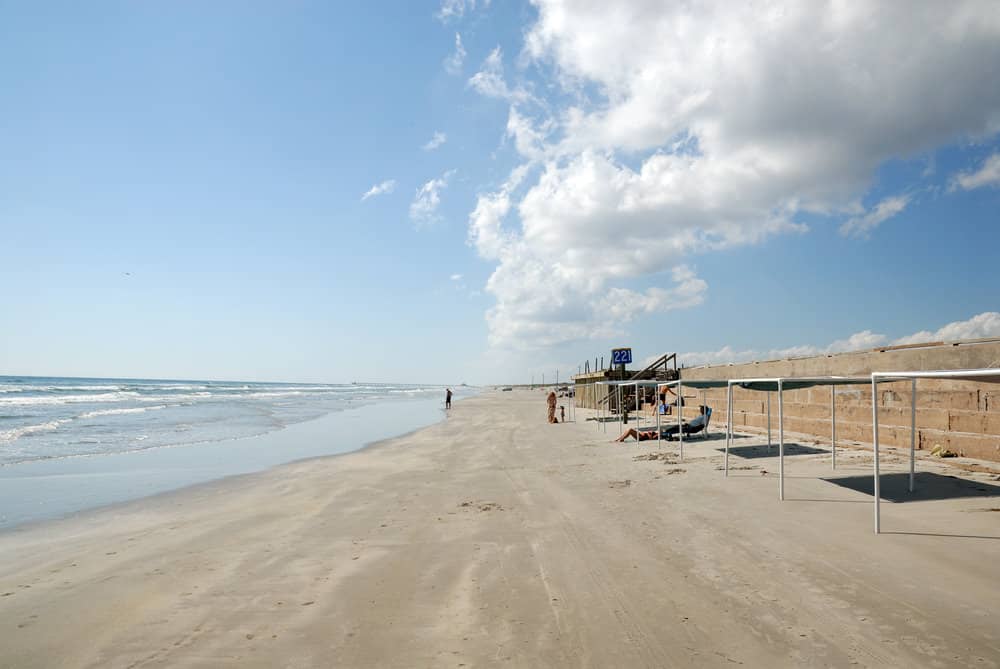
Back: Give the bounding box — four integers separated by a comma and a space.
0, 376, 466, 529
0, 376, 448, 466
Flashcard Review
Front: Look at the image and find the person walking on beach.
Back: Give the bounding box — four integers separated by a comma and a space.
547, 391, 558, 423
445, 388, 453, 409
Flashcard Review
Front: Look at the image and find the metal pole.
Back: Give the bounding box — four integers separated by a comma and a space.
635, 382, 640, 438
725, 382, 732, 476
657, 384, 662, 447
767, 392, 772, 450
778, 379, 785, 501
603, 383, 607, 434
831, 385, 837, 470
872, 377, 881, 534
702, 388, 707, 438
678, 380, 684, 461
618, 384, 622, 436
910, 378, 916, 493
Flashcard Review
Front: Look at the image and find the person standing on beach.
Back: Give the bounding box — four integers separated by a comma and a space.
547, 391, 558, 423
445, 388, 452, 409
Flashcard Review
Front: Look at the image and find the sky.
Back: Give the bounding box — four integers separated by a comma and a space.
2, 0, 999, 385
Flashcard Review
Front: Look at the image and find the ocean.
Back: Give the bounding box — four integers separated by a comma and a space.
0, 376, 465, 529
0, 376, 449, 466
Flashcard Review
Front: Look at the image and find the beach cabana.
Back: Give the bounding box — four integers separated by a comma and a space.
604, 380, 653, 437
869, 368, 1000, 534
725, 377, 870, 500
657, 379, 729, 460
593, 380, 639, 434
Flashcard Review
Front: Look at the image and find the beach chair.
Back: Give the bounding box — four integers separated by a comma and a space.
664, 406, 712, 440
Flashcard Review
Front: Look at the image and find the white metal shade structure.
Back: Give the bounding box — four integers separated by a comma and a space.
725, 377, 870, 501
657, 379, 729, 461
621, 380, 667, 445
602, 380, 651, 437
593, 380, 641, 434
870, 368, 1000, 534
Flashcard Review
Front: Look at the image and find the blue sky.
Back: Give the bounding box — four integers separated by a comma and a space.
2, 1, 999, 385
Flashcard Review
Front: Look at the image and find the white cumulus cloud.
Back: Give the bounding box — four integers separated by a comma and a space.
444, 33, 466, 75
410, 170, 455, 225
465, 1, 1000, 349
360, 179, 396, 201
437, 0, 489, 22
468, 47, 532, 103
893, 311, 1000, 345
681, 312, 1000, 367
423, 131, 448, 151
950, 152, 1000, 191
839, 195, 911, 238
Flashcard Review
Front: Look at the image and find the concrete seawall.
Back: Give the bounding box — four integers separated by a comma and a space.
679, 338, 1000, 461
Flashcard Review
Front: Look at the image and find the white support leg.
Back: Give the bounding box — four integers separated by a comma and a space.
872, 378, 881, 534
767, 392, 772, 450
725, 383, 732, 476
702, 388, 708, 439
779, 380, 785, 501
910, 378, 916, 493
678, 381, 684, 461
831, 386, 837, 470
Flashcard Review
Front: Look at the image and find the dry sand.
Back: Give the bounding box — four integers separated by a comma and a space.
2, 390, 999, 668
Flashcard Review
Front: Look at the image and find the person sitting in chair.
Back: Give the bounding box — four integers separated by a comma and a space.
614, 405, 710, 442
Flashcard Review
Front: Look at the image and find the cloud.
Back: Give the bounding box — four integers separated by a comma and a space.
839, 195, 910, 238
468, 47, 532, 103
444, 33, 466, 75
360, 179, 396, 201
409, 170, 455, 224
950, 152, 1000, 191
450, 273, 463, 281
681, 312, 1000, 367
437, 0, 488, 22
893, 311, 1000, 345
423, 131, 448, 151
464, 1, 1000, 349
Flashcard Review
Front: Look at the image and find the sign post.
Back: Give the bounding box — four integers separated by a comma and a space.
611, 348, 632, 425
611, 348, 632, 366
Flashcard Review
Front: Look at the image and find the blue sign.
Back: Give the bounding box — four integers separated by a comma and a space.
611, 348, 632, 365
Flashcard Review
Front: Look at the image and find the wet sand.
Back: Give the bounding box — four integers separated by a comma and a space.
2, 390, 998, 667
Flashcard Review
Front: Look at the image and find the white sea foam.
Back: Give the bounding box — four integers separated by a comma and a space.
0, 418, 73, 443
78, 405, 168, 419
0, 392, 139, 406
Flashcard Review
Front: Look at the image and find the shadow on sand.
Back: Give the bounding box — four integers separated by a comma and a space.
822, 471, 1000, 503
718, 443, 829, 459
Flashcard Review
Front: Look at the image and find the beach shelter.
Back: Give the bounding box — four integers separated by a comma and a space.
657, 379, 729, 460
594, 380, 663, 439
725, 377, 870, 500
869, 368, 1000, 534
594, 380, 635, 434
604, 379, 648, 436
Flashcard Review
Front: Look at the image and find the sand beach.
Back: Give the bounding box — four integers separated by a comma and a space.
2, 390, 999, 668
